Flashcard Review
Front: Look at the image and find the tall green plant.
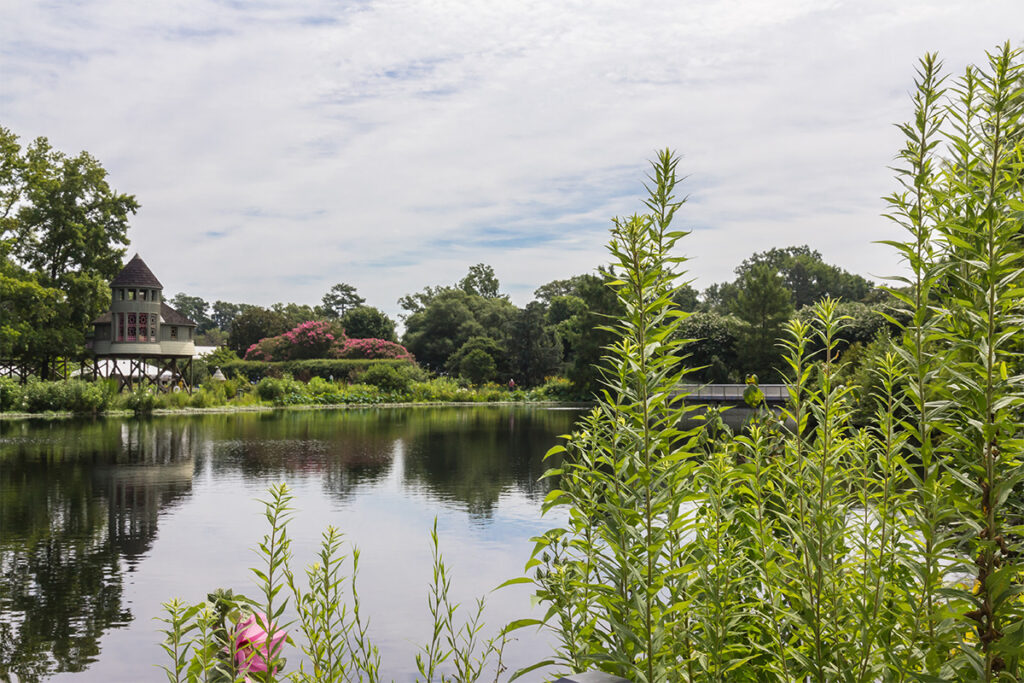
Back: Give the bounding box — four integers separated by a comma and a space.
528, 150, 702, 681
933, 44, 1024, 680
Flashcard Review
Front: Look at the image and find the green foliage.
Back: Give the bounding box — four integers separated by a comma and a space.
459, 349, 497, 386
459, 263, 503, 299
507, 302, 562, 387
561, 270, 625, 397
6, 378, 110, 414
319, 282, 365, 318
256, 376, 305, 404
0, 376, 20, 411
401, 270, 518, 372
735, 245, 873, 308
122, 386, 157, 415
339, 305, 397, 341
527, 46, 1024, 682
731, 261, 794, 379
221, 358, 410, 383
169, 293, 212, 331
204, 346, 240, 367
357, 363, 415, 394
1, 128, 136, 371
408, 377, 469, 402
447, 335, 502, 379
675, 311, 741, 383
534, 376, 577, 401
226, 306, 291, 356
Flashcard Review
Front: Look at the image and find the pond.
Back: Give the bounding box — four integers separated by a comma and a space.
0, 406, 583, 681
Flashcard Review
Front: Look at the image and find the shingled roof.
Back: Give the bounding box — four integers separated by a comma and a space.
111, 254, 163, 289
160, 302, 197, 327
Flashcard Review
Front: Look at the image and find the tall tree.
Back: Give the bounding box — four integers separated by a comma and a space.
15, 137, 137, 283
397, 284, 450, 318
402, 289, 485, 371
319, 283, 365, 318
508, 301, 562, 386
730, 262, 794, 379
226, 307, 290, 356
709, 245, 873, 313
210, 300, 243, 332
459, 263, 503, 299
169, 293, 211, 330
1, 129, 137, 372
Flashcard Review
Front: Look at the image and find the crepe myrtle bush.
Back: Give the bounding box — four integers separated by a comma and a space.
331, 337, 415, 362
245, 321, 345, 361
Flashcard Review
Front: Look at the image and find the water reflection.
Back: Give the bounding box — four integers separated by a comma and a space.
0, 420, 195, 678
0, 407, 578, 679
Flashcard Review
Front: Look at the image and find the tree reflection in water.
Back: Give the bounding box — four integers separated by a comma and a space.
0, 419, 195, 678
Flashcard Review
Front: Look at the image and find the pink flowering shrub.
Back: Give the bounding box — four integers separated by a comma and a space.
244, 335, 290, 362
232, 611, 286, 678
331, 338, 415, 362
244, 321, 344, 361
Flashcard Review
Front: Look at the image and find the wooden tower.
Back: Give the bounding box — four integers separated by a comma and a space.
86, 254, 198, 393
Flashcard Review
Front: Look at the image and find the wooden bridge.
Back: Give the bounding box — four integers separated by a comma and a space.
676, 383, 789, 406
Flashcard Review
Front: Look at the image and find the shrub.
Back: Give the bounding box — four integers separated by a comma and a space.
64, 380, 108, 414
0, 377, 22, 411
15, 379, 104, 413
156, 389, 191, 410
534, 376, 576, 401
408, 377, 465, 402
221, 359, 410, 383
244, 321, 345, 361
357, 363, 412, 395
331, 338, 414, 362
256, 377, 290, 404
123, 387, 157, 415
189, 388, 217, 409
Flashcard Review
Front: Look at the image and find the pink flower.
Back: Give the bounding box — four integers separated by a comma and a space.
232, 612, 286, 678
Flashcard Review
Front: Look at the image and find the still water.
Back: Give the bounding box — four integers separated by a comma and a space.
0, 406, 582, 681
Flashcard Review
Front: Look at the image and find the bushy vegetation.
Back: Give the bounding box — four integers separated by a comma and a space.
0, 377, 115, 414
0, 363, 570, 415
219, 358, 410, 383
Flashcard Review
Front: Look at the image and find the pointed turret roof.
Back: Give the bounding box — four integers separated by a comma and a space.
111, 253, 163, 289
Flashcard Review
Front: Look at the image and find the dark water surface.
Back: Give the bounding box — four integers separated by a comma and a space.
0, 406, 581, 681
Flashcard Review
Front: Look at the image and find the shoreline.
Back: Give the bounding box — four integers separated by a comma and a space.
0, 400, 592, 421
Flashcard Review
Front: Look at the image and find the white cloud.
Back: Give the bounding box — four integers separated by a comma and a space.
2, 0, 1022, 315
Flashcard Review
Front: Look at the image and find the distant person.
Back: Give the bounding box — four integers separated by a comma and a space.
508, 378, 516, 392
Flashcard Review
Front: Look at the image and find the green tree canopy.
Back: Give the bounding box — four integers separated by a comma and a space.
339, 305, 397, 341
226, 306, 290, 356
319, 283, 365, 318
507, 301, 562, 386
210, 300, 243, 332
704, 245, 873, 313
0, 128, 137, 372
458, 263, 503, 299
169, 293, 212, 331
447, 335, 505, 382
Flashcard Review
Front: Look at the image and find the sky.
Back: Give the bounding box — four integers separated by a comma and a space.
2, 1, 1022, 321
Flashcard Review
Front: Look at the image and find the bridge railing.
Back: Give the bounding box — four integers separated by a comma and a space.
677, 383, 789, 403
